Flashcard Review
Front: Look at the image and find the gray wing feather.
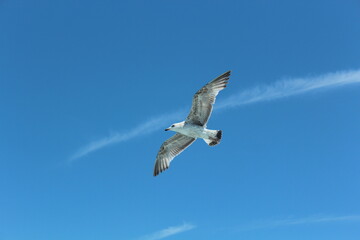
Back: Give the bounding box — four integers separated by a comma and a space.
153, 133, 196, 176
185, 71, 231, 126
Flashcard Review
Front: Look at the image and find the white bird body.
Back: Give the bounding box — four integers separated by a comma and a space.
167, 121, 218, 142
153, 71, 231, 176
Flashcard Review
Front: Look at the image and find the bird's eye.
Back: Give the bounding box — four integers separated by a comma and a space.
171, 125, 175, 127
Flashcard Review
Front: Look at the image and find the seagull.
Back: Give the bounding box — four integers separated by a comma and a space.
153, 71, 231, 176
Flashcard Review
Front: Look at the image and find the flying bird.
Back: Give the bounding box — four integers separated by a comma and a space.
153, 71, 231, 176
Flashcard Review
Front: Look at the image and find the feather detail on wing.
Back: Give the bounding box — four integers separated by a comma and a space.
153, 133, 196, 176
185, 71, 231, 126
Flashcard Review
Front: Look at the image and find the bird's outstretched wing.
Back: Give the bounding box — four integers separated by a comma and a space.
185, 71, 231, 126
154, 133, 196, 176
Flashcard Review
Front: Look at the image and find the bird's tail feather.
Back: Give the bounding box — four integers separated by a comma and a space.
203, 130, 222, 146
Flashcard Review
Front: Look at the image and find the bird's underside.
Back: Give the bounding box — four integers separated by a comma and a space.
153, 70, 231, 176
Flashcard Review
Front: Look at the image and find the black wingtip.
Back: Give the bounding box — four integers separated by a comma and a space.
153, 166, 168, 177
221, 70, 231, 78
216, 130, 222, 140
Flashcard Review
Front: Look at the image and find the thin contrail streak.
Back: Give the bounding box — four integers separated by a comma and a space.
69, 69, 360, 162
237, 214, 360, 231
216, 69, 360, 109
68, 110, 186, 161
139, 223, 195, 240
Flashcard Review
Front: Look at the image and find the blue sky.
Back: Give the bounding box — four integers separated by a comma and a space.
1, 0, 360, 240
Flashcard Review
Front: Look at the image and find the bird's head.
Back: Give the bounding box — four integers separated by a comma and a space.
165, 121, 185, 132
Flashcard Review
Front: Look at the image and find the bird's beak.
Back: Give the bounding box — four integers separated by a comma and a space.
165, 128, 170, 131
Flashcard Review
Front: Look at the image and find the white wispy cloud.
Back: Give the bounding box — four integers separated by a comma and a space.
69, 69, 360, 161
216, 69, 360, 109
69, 110, 186, 161
237, 214, 360, 231
139, 223, 196, 240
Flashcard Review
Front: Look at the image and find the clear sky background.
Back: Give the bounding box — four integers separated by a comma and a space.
1, 0, 360, 240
